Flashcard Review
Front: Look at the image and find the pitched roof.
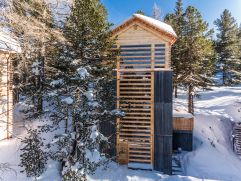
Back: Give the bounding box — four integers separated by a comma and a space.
112, 14, 177, 42
0, 32, 21, 53
133, 14, 177, 37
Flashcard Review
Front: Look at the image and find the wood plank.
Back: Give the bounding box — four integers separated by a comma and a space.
119, 100, 152, 103
129, 149, 151, 153
120, 121, 151, 124
120, 75, 151, 78
129, 155, 151, 158
121, 108, 151, 111
120, 79, 151, 82
128, 159, 151, 163
120, 124, 151, 127
119, 133, 151, 136
120, 129, 151, 132
120, 83, 151, 85
121, 117, 151, 120
120, 64, 151, 67
120, 92, 151, 95
119, 95, 151, 98
120, 87, 151, 90
125, 113, 151, 116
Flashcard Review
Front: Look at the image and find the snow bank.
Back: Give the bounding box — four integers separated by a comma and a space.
175, 86, 241, 180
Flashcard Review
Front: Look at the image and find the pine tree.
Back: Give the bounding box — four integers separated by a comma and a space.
19, 129, 47, 180
152, 3, 162, 20
181, 6, 215, 114
166, 2, 215, 114
238, 24, 241, 59
47, 0, 117, 180
164, 0, 185, 98
214, 9, 240, 85
135, 10, 145, 15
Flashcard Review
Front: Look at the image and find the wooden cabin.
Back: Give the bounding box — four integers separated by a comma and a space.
112, 14, 176, 174
0, 32, 21, 140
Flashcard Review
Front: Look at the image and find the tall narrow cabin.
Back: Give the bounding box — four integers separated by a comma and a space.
112, 14, 177, 174
0, 32, 20, 140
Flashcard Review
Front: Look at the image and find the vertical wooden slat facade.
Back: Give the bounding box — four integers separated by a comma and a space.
0, 53, 13, 140
113, 14, 176, 173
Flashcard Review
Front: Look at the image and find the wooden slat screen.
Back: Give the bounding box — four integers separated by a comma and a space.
116, 43, 166, 167
119, 44, 165, 70
118, 71, 153, 165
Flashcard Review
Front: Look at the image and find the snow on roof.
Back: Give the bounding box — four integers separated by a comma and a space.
0, 32, 21, 53
133, 14, 177, 38
173, 110, 193, 118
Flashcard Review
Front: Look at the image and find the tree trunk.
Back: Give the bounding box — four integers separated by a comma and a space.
174, 85, 178, 98
188, 85, 194, 115
222, 69, 226, 85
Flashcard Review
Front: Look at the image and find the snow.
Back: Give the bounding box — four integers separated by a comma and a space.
88, 162, 206, 181
61, 97, 73, 105
175, 86, 241, 180
77, 67, 89, 80
173, 110, 193, 118
85, 149, 101, 163
0, 103, 61, 181
32, 60, 41, 75
85, 90, 94, 101
111, 109, 126, 117
128, 163, 153, 170
0, 32, 21, 53
133, 14, 177, 37
1, 85, 241, 180
50, 79, 64, 86
90, 125, 99, 142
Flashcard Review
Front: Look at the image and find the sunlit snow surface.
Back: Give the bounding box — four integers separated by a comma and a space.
1, 85, 241, 180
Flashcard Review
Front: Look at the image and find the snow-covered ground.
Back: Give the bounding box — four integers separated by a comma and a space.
1, 85, 241, 181
176, 86, 241, 181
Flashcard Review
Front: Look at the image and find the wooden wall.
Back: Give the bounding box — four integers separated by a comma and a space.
115, 23, 171, 69
0, 52, 13, 140
173, 117, 194, 131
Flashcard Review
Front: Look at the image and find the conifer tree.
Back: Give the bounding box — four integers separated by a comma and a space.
135, 10, 145, 15
19, 129, 47, 180
214, 9, 240, 85
166, 3, 215, 114
165, 0, 185, 98
238, 24, 241, 59
181, 6, 215, 114
47, 0, 117, 180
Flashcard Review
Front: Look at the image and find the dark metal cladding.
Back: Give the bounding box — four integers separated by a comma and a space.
154, 71, 173, 175
99, 73, 117, 157
173, 131, 193, 151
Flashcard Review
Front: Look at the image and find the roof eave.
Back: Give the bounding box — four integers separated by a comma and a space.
112, 16, 177, 44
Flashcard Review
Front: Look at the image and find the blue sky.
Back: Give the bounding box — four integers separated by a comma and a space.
101, 0, 241, 30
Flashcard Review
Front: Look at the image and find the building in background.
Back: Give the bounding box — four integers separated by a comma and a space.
0, 32, 21, 140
